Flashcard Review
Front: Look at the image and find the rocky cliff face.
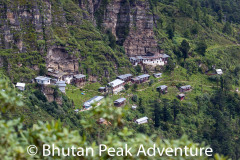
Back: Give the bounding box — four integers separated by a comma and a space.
42, 85, 62, 105
98, 0, 158, 56
0, 0, 84, 77
0, 0, 157, 57
0, 0, 149, 82
46, 46, 79, 72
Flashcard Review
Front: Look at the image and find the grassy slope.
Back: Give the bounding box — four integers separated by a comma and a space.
66, 66, 220, 108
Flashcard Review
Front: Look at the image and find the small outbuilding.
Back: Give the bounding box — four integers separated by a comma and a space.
56, 81, 67, 93
74, 109, 79, 113
83, 96, 104, 109
179, 85, 192, 92
216, 69, 223, 75
114, 98, 126, 107
132, 105, 137, 110
135, 117, 148, 124
16, 82, 25, 91
178, 94, 185, 101
98, 87, 106, 93
156, 85, 168, 94
153, 73, 162, 78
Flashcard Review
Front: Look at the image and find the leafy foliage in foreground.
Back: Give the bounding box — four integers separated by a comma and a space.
0, 79, 227, 160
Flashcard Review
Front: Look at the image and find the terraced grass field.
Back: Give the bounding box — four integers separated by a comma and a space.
66, 65, 223, 111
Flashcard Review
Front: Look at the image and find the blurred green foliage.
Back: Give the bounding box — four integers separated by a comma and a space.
0, 79, 228, 160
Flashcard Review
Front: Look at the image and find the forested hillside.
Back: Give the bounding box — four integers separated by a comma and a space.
0, 0, 240, 159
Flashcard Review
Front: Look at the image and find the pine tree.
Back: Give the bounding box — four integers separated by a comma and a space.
138, 98, 144, 114
154, 100, 161, 128
172, 99, 180, 122
180, 40, 191, 60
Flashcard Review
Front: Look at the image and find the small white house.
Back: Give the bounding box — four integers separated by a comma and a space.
135, 117, 148, 124
153, 73, 162, 78
216, 69, 223, 75
132, 105, 137, 110
74, 109, 79, 113
16, 82, 25, 91
35, 76, 51, 85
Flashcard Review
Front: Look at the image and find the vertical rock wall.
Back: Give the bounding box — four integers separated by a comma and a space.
98, 0, 158, 56
0, 0, 157, 80
123, 0, 158, 56
0, 0, 80, 73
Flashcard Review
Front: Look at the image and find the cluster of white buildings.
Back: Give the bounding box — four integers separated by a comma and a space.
102, 73, 155, 94
15, 75, 68, 93
129, 54, 170, 66
47, 68, 86, 86
34, 76, 67, 93
29, 70, 87, 93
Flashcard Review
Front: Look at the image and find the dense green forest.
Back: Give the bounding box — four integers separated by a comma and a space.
1, 0, 240, 159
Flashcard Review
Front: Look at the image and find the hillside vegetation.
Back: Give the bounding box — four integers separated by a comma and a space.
1, 80, 229, 159
0, 0, 132, 82
0, 0, 240, 159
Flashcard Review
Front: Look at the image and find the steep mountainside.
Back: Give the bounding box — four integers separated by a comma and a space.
1, 0, 240, 83
99, 0, 158, 56
79, 0, 159, 56
0, 0, 132, 82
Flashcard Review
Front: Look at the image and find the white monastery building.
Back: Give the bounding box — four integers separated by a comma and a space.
129, 54, 170, 66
